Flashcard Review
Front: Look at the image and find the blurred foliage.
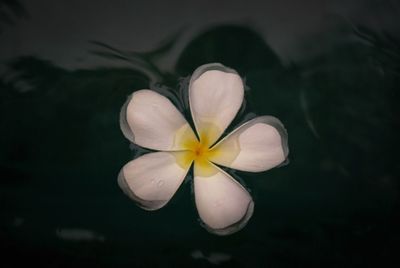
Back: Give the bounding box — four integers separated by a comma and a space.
0, 23, 399, 267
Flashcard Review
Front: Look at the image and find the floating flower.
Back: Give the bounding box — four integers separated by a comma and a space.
119, 63, 289, 235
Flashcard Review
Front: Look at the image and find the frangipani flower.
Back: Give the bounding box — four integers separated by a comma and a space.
119, 63, 289, 235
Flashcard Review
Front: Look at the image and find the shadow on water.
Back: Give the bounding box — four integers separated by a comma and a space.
175, 25, 283, 76
0, 21, 399, 267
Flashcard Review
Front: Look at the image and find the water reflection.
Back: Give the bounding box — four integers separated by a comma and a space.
56, 228, 105, 242
0, 0, 27, 33
191, 249, 232, 265
0, 11, 399, 267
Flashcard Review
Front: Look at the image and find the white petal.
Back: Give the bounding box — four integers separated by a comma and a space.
209, 116, 289, 172
121, 89, 197, 151
118, 152, 191, 210
194, 163, 254, 235
189, 63, 244, 146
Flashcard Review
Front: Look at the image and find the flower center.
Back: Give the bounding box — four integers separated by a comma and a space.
174, 123, 222, 177
190, 139, 211, 162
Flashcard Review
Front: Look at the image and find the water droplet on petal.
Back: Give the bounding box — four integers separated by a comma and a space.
151, 104, 159, 113
214, 200, 222, 208
157, 180, 164, 187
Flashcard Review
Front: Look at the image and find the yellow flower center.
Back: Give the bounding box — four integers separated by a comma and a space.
173, 123, 223, 177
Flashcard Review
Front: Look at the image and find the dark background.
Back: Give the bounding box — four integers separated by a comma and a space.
1, 0, 399, 267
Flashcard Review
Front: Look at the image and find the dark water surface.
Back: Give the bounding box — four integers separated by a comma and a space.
1, 0, 399, 267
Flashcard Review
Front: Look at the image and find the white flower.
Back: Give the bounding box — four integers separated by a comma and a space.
119, 63, 289, 235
